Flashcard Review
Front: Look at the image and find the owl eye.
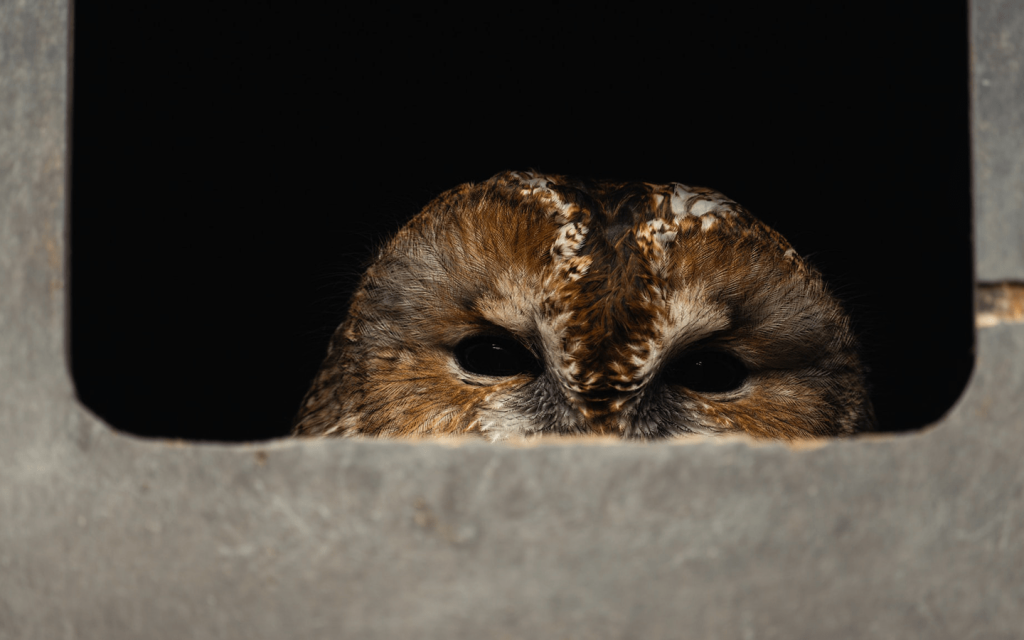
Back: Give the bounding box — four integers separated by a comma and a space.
665, 350, 747, 393
454, 335, 541, 378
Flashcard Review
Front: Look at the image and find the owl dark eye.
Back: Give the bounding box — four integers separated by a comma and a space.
664, 350, 747, 393
454, 335, 541, 378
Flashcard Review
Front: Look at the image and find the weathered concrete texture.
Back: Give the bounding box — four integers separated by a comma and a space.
972, 0, 1024, 281
13, 353, 1024, 640
2, 1, 1024, 639
0, 0, 70, 434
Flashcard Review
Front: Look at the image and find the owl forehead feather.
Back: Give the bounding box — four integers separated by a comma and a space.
413, 170, 813, 316
460, 170, 797, 266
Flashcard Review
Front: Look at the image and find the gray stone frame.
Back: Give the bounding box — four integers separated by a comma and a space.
2, 1, 1021, 638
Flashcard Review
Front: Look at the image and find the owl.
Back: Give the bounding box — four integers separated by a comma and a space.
293, 171, 875, 441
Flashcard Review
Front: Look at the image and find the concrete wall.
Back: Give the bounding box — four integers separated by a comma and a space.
1, 2, 1022, 638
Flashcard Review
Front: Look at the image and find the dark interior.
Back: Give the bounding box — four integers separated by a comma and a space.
71, 3, 973, 441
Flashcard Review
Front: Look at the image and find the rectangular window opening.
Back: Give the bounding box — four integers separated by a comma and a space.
70, 3, 973, 442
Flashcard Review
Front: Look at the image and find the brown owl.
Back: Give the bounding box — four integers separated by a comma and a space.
293, 171, 875, 441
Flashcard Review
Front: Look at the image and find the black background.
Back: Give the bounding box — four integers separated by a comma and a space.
71, 3, 973, 441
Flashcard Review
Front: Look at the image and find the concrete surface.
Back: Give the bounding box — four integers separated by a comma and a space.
973, 0, 1024, 281
1, 1, 1022, 638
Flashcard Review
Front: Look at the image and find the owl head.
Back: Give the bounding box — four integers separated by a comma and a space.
293, 171, 875, 441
